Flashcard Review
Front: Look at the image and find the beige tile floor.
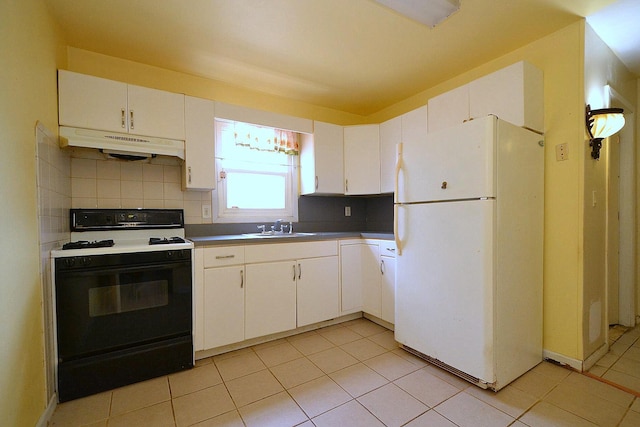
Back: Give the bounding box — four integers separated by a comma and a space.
50, 318, 640, 427
589, 323, 640, 396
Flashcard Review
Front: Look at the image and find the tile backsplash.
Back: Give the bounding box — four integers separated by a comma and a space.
65, 147, 393, 232
69, 147, 212, 224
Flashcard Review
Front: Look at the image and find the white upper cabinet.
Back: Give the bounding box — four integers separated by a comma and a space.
469, 61, 543, 133
58, 70, 185, 140
300, 121, 344, 195
380, 106, 428, 194
343, 124, 380, 195
183, 96, 215, 190
59, 70, 128, 134
127, 84, 185, 140
379, 116, 401, 194
427, 85, 470, 133
428, 61, 543, 134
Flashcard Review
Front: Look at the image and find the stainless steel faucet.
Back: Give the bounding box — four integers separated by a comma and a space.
273, 219, 283, 233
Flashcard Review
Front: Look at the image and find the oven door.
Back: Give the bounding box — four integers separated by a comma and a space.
55, 250, 192, 362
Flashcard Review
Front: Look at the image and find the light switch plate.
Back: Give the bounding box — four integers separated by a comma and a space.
345, 206, 351, 217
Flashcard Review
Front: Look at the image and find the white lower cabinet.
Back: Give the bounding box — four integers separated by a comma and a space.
297, 256, 339, 327
196, 238, 391, 353
362, 244, 382, 318
340, 241, 364, 314
204, 265, 245, 348
340, 239, 396, 323
202, 246, 245, 349
380, 253, 396, 324
245, 261, 297, 340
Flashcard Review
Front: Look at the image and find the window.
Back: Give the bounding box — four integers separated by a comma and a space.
214, 120, 299, 223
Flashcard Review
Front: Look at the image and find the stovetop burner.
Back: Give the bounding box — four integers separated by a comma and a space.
62, 239, 115, 250
149, 237, 186, 245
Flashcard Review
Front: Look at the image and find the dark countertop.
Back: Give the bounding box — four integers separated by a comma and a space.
188, 232, 394, 247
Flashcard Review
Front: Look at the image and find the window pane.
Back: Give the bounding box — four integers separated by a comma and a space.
226, 172, 286, 209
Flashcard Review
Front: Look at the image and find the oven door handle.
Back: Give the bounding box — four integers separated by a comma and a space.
57, 260, 188, 276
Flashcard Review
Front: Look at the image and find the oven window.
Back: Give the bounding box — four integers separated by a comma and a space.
89, 280, 169, 317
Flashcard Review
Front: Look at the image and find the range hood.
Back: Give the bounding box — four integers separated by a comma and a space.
59, 126, 185, 160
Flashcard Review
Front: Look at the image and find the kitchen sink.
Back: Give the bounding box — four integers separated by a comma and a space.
242, 232, 317, 238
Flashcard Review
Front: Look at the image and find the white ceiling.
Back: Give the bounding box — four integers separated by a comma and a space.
44, 0, 633, 117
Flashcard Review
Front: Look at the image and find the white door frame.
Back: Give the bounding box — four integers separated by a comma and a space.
606, 85, 636, 327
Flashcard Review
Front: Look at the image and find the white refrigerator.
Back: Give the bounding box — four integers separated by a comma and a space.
394, 115, 544, 391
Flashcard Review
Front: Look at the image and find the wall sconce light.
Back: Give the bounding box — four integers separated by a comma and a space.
585, 104, 625, 160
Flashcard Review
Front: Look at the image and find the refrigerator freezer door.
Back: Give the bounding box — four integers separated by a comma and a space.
396, 116, 496, 204
395, 199, 495, 383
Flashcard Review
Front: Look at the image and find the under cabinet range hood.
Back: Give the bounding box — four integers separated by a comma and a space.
59, 126, 185, 160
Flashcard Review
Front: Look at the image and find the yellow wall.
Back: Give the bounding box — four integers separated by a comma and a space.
0, 0, 65, 425
65, 22, 594, 361
583, 23, 638, 359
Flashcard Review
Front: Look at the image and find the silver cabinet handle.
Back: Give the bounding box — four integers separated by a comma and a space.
215, 255, 235, 259
386, 248, 396, 253
315, 176, 319, 190
240, 269, 244, 288
188, 166, 192, 184
121, 108, 126, 128
292, 264, 296, 281
345, 179, 349, 193
380, 259, 385, 275
130, 110, 134, 129
298, 263, 301, 280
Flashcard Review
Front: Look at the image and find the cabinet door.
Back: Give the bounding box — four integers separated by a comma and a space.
340, 244, 363, 314
245, 261, 297, 339
362, 244, 381, 318
127, 84, 185, 140
183, 96, 215, 190
58, 70, 128, 133
344, 125, 380, 195
402, 105, 428, 145
203, 266, 245, 349
469, 61, 543, 133
380, 255, 396, 324
427, 85, 469, 133
379, 116, 401, 194
301, 122, 344, 195
297, 256, 339, 327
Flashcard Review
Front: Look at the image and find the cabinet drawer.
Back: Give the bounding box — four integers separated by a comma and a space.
379, 241, 397, 258
245, 240, 337, 263
203, 246, 245, 268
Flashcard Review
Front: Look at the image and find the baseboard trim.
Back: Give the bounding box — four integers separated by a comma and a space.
583, 342, 609, 371
36, 394, 57, 427
542, 349, 582, 371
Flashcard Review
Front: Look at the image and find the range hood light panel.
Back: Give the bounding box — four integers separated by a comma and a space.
58, 126, 185, 160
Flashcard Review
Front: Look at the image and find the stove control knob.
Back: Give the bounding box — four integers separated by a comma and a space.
63, 258, 76, 268
166, 251, 174, 259
80, 257, 92, 266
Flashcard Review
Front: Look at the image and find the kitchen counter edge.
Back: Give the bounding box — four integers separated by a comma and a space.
188, 232, 393, 247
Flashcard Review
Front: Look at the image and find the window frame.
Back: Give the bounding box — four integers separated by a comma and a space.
212, 120, 299, 224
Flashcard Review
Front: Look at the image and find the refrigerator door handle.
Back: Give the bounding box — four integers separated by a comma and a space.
394, 142, 403, 255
